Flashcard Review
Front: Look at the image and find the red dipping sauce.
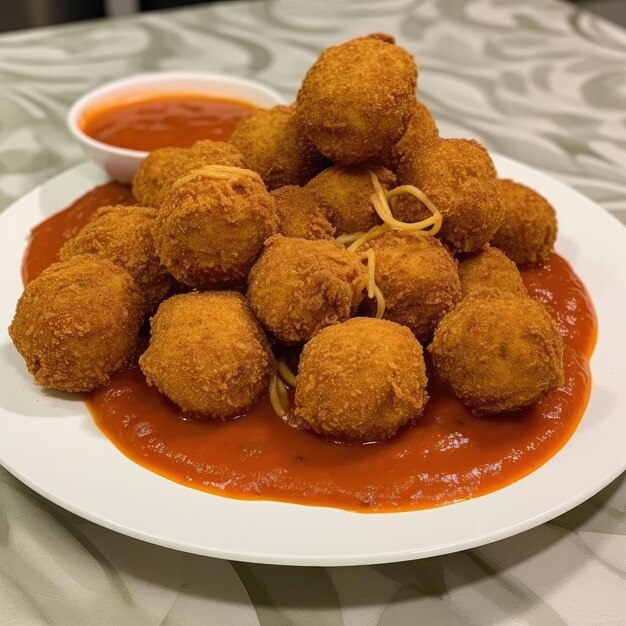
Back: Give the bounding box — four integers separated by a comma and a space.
22, 185, 597, 513
81, 93, 255, 151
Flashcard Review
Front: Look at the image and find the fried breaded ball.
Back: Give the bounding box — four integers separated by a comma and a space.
396, 138, 503, 252
429, 292, 564, 414
363, 232, 461, 342
296, 34, 417, 164
491, 179, 557, 266
155, 167, 278, 289
132, 140, 246, 208
59, 205, 176, 311
390, 100, 439, 169
270, 185, 335, 240
305, 165, 396, 235
458, 245, 527, 299
294, 317, 428, 443
139, 292, 274, 419
247, 235, 366, 344
229, 105, 327, 189
9, 257, 144, 392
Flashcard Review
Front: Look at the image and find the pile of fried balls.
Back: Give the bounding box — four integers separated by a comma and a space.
10, 34, 563, 444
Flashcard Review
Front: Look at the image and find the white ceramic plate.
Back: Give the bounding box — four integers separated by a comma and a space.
0, 159, 624, 566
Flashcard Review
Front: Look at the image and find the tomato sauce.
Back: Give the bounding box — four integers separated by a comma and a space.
23, 184, 597, 512
81, 93, 255, 151
22, 183, 136, 284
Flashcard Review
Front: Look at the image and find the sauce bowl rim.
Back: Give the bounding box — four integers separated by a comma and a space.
66, 71, 287, 159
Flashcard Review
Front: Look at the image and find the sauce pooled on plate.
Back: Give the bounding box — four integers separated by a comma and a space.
22, 185, 597, 513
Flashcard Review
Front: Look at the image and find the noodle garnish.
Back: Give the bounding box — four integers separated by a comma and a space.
347, 224, 391, 252
361, 249, 385, 319
340, 172, 443, 253
336, 231, 365, 245
269, 372, 286, 417
372, 284, 385, 319
364, 249, 376, 298
171, 165, 263, 189
278, 360, 297, 386
276, 375, 289, 407
337, 172, 441, 319
269, 359, 297, 418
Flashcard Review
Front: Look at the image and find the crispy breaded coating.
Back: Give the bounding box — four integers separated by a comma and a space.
229, 105, 326, 189
296, 34, 417, 164
305, 165, 396, 235
247, 235, 366, 344
458, 245, 527, 299
429, 292, 564, 414
390, 100, 439, 169
9, 257, 144, 392
270, 185, 335, 240
396, 138, 503, 252
132, 140, 246, 208
491, 179, 557, 266
59, 205, 176, 311
294, 317, 428, 443
139, 292, 274, 418
155, 167, 278, 289
132, 147, 180, 208
363, 232, 461, 342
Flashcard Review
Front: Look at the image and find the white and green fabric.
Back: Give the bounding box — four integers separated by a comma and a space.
1, 1, 625, 623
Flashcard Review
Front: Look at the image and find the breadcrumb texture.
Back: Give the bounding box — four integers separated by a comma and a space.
396, 138, 503, 252
139, 291, 274, 419
363, 232, 461, 342
305, 164, 396, 235
155, 168, 278, 288
132, 140, 246, 207
294, 317, 428, 443
458, 245, 527, 299
270, 185, 335, 240
491, 179, 557, 266
229, 105, 326, 189
247, 235, 367, 344
296, 33, 417, 164
59, 204, 176, 311
429, 292, 564, 414
390, 100, 439, 169
9, 256, 144, 392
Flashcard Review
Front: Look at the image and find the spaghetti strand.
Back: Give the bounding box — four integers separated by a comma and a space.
338, 172, 443, 253
171, 165, 262, 189
269, 359, 297, 417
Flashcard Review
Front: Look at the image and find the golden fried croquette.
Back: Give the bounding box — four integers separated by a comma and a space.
491, 179, 557, 266
270, 185, 335, 240
305, 164, 396, 235
247, 235, 366, 344
458, 245, 527, 299
396, 138, 503, 252
132, 147, 180, 208
429, 292, 564, 413
390, 100, 439, 168
132, 140, 246, 207
9, 257, 144, 392
139, 292, 274, 418
229, 105, 327, 189
155, 166, 278, 289
363, 232, 461, 342
296, 34, 417, 164
59, 205, 176, 311
294, 317, 428, 442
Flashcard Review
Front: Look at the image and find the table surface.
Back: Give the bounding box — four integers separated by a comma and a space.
1, 0, 625, 624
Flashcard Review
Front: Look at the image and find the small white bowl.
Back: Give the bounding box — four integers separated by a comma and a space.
67, 72, 286, 184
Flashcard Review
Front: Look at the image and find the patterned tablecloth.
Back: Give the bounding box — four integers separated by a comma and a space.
1, 1, 625, 624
